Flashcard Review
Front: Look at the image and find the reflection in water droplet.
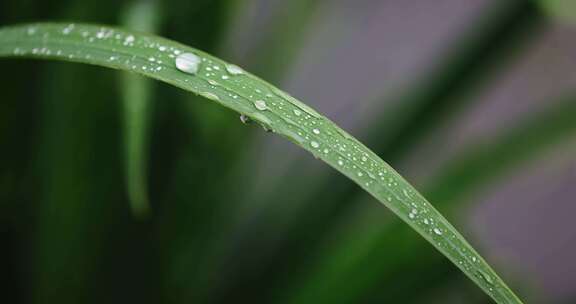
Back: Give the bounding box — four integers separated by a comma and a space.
175, 52, 201, 75
433, 228, 442, 235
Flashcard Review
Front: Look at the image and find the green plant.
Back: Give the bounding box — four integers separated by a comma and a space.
0, 23, 525, 303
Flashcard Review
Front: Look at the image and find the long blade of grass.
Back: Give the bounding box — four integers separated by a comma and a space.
0, 23, 522, 303
120, 0, 161, 217
278, 97, 576, 304
225, 2, 544, 279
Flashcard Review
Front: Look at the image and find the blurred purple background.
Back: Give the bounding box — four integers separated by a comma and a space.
225, 0, 576, 302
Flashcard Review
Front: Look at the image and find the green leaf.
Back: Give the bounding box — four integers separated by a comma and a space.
120, 0, 162, 217
0, 23, 523, 304
278, 97, 576, 303
232, 1, 544, 266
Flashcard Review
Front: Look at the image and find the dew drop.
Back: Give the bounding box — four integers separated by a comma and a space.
175, 52, 201, 75
293, 109, 302, 116
433, 228, 443, 235
240, 115, 251, 124
226, 64, 244, 75
311, 141, 320, 148
200, 92, 219, 101
62, 24, 74, 35
402, 189, 411, 198
312, 128, 320, 135
124, 35, 135, 44
478, 270, 494, 285
254, 100, 267, 111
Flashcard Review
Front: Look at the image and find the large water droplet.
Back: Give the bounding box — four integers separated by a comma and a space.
254, 100, 268, 111
175, 52, 201, 75
124, 35, 135, 45
226, 64, 244, 75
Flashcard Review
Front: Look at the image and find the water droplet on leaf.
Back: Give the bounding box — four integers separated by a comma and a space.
175, 52, 201, 75
226, 64, 244, 75
478, 270, 494, 285
240, 115, 251, 124
254, 100, 267, 111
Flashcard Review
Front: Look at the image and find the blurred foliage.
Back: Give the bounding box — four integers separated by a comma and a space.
539, 0, 576, 24
0, 0, 575, 303
121, 0, 162, 217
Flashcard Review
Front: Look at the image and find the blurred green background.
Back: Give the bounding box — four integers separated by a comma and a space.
1, 0, 576, 303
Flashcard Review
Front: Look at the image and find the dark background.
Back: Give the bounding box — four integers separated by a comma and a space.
1, 0, 575, 303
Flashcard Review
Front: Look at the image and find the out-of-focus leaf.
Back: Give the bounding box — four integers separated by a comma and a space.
538, 0, 576, 24
121, 0, 162, 217
248, 0, 320, 83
